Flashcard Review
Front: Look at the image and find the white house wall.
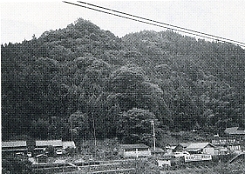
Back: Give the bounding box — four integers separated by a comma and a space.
123, 148, 151, 158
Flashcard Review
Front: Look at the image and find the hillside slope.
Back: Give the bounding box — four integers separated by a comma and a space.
1, 18, 245, 144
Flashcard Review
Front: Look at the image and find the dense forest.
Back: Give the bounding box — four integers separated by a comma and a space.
2, 18, 245, 146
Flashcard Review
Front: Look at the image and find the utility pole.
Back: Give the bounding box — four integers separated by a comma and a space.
150, 120, 156, 151
70, 121, 73, 141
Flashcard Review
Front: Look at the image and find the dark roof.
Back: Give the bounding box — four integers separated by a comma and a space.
36, 140, 62, 147
2, 141, 27, 148
176, 143, 191, 148
225, 127, 245, 135
119, 144, 149, 149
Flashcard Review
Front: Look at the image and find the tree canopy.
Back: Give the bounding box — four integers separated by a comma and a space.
2, 18, 245, 143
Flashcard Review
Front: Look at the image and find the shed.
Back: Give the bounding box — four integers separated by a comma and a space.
62, 141, 76, 149
118, 144, 151, 158
185, 142, 216, 155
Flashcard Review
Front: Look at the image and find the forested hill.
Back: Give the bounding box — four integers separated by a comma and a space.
2, 18, 245, 144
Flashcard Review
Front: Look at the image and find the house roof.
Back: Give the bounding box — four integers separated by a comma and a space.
2, 148, 28, 152
178, 143, 191, 148
35, 140, 62, 147
185, 142, 215, 151
225, 127, 245, 135
119, 144, 149, 149
2, 141, 27, 148
62, 141, 76, 149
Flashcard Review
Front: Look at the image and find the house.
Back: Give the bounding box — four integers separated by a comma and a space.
224, 127, 245, 136
62, 141, 76, 150
118, 144, 151, 158
35, 140, 63, 153
2, 141, 28, 155
212, 137, 241, 153
185, 142, 216, 155
173, 143, 191, 152
224, 127, 245, 142
214, 146, 229, 155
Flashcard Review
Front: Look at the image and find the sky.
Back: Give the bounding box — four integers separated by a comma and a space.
1, 1, 245, 45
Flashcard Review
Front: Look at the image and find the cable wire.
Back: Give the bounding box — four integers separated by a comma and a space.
77, 1, 245, 46
63, 1, 245, 48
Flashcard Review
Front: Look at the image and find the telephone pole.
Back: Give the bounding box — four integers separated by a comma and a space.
150, 120, 156, 151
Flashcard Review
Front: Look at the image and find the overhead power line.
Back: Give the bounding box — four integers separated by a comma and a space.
77, 1, 245, 46
63, 1, 245, 48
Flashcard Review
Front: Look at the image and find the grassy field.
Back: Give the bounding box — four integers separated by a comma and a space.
159, 163, 245, 174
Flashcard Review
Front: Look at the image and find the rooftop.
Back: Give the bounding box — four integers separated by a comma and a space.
62, 141, 76, 149
178, 143, 191, 148
225, 127, 245, 135
185, 142, 215, 151
2, 141, 27, 148
119, 144, 149, 149
36, 140, 62, 147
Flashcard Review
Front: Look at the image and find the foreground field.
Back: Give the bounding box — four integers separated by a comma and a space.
160, 162, 245, 174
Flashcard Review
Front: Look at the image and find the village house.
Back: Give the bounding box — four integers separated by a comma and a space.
173, 143, 191, 152
224, 127, 245, 143
185, 142, 216, 155
118, 144, 151, 158
224, 127, 245, 136
212, 137, 241, 153
2, 141, 28, 155
35, 140, 63, 154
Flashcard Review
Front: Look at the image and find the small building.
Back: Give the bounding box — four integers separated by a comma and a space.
2, 141, 28, 155
157, 158, 171, 167
185, 142, 216, 155
118, 144, 151, 158
62, 141, 76, 150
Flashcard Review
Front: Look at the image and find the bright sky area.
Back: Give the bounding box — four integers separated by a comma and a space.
1, 1, 245, 45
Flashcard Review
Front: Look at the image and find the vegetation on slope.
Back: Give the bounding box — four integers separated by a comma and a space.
2, 18, 245, 146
